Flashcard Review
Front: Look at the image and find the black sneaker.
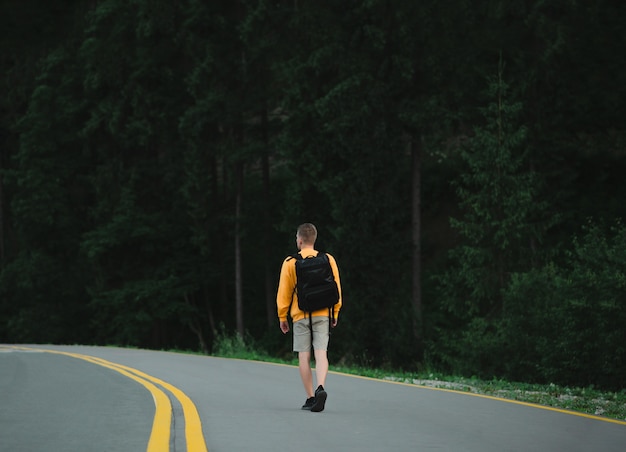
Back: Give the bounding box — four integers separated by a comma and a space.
301, 397, 315, 410
311, 385, 327, 412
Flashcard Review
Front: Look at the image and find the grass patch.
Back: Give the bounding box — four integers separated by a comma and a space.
376, 373, 626, 422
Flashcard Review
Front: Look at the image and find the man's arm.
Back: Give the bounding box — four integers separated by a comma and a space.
276, 258, 295, 325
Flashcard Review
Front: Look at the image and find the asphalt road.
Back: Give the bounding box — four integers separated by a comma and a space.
1, 345, 625, 451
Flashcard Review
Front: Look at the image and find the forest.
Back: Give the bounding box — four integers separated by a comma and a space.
1, 0, 625, 391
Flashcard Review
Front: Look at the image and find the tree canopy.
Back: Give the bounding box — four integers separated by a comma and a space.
1, 0, 625, 390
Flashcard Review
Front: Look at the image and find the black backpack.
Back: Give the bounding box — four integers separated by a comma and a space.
292, 252, 340, 313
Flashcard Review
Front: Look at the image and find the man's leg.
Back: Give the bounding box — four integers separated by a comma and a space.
308, 317, 330, 412
298, 351, 314, 397
310, 349, 329, 412
313, 349, 329, 388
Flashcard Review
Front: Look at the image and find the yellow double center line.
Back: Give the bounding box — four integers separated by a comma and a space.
6, 346, 208, 452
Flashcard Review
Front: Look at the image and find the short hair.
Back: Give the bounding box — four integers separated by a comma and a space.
297, 223, 317, 245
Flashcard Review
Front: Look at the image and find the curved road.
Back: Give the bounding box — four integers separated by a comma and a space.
1, 345, 625, 451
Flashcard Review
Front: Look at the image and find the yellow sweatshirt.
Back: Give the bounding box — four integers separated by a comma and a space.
276, 247, 342, 323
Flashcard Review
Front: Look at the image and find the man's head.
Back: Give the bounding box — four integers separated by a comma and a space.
296, 223, 317, 249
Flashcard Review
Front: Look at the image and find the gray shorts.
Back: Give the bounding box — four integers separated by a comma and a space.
293, 316, 330, 352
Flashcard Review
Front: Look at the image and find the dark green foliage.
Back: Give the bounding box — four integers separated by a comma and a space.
438, 67, 550, 320
433, 220, 626, 391
1, 0, 625, 389
501, 221, 626, 390
2, 42, 92, 343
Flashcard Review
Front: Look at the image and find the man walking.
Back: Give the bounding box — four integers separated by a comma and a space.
276, 223, 342, 412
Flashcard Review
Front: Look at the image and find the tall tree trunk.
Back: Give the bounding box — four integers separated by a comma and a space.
261, 108, 274, 327
410, 134, 423, 357
185, 294, 209, 354
234, 161, 244, 337
0, 166, 4, 264
201, 277, 217, 342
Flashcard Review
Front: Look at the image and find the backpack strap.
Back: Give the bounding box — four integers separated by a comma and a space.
309, 311, 313, 352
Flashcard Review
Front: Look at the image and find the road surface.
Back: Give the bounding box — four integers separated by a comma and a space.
1, 345, 625, 451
